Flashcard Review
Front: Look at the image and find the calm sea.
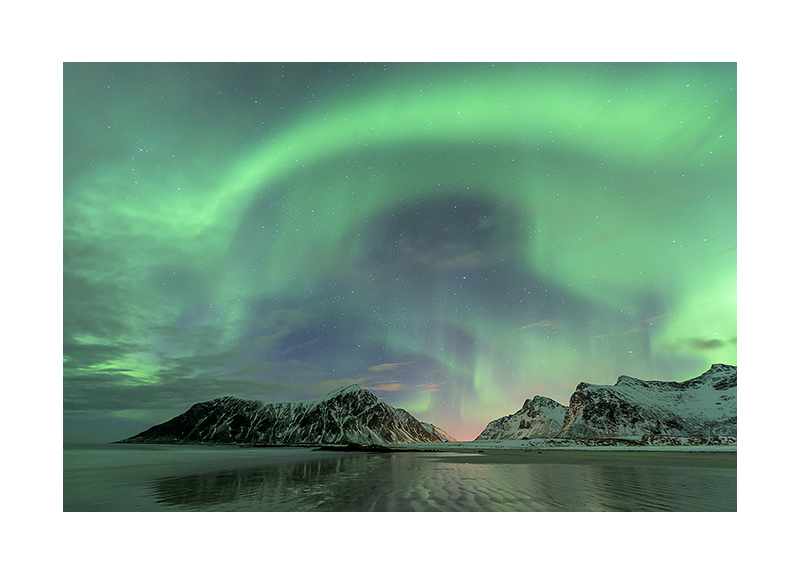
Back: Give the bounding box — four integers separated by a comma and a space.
63, 443, 736, 511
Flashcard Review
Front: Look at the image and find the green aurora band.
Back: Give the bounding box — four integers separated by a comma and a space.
63, 63, 736, 441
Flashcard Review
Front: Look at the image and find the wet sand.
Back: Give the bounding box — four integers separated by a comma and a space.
422, 449, 737, 469
64, 444, 736, 511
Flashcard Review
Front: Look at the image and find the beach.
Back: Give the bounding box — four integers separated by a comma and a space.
64, 443, 736, 511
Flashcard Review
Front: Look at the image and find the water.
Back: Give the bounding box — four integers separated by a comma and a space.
63, 443, 736, 511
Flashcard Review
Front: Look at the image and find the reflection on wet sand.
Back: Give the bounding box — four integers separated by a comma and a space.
147, 451, 736, 511
150, 454, 385, 511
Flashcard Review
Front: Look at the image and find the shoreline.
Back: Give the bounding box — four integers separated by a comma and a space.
102, 442, 737, 469
110, 436, 736, 456
318, 443, 737, 469
317, 442, 737, 454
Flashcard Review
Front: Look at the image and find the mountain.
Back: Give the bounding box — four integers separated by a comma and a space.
119, 384, 446, 446
558, 364, 737, 438
421, 422, 459, 443
475, 396, 567, 440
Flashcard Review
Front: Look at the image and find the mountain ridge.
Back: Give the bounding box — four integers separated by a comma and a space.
119, 365, 737, 446
474, 364, 737, 441
558, 363, 737, 438
120, 385, 445, 446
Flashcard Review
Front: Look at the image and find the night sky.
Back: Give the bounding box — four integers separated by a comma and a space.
63, 62, 736, 442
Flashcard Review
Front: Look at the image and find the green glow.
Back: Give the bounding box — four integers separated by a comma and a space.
64, 63, 736, 441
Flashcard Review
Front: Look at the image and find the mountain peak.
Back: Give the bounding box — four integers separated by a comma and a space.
560, 364, 737, 438
121, 383, 445, 445
707, 363, 736, 374
476, 394, 567, 440
321, 384, 377, 401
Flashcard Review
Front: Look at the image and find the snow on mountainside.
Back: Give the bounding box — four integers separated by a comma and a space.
120, 385, 446, 445
558, 364, 737, 438
475, 396, 567, 440
421, 422, 459, 443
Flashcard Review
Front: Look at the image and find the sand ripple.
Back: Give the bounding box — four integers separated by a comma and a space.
64, 446, 736, 511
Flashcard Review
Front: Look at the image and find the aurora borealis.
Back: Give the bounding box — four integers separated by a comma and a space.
63, 62, 736, 442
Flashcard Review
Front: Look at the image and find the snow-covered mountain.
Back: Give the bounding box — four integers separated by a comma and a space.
120, 384, 446, 445
475, 396, 567, 440
558, 364, 737, 438
421, 422, 459, 443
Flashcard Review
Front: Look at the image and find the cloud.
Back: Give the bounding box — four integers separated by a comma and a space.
595, 326, 644, 339
658, 336, 734, 354
368, 362, 413, 372
686, 337, 727, 350
518, 319, 559, 330
417, 386, 441, 393
593, 310, 680, 342
641, 312, 674, 324
366, 382, 405, 391
412, 381, 444, 394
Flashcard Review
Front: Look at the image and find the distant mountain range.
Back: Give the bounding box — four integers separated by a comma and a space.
120, 364, 736, 446
476, 364, 737, 440
120, 384, 443, 446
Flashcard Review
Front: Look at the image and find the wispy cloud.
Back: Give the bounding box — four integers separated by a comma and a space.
368, 362, 413, 372
641, 312, 674, 324
685, 337, 727, 350
518, 319, 560, 330
595, 326, 644, 339
594, 312, 674, 339
658, 336, 735, 354
417, 386, 441, 393
413, 381, 444, 394
366, 382, 405, 391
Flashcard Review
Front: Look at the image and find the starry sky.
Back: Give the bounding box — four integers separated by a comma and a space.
63, 62, 736, 442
